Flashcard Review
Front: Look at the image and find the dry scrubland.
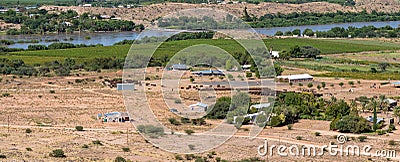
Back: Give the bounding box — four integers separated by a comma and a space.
40, 0, 400, 27
0, 67, 400, 161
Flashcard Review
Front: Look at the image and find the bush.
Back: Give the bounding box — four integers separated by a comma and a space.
246, 72, 252, 78
49, 149, 66, 158
388, 140, 396, 146
25, 128, 32, 133
296, 136, 303, 140
315, 132, 321, 136
377, 130, 385, 135
188, 144, 195, 150
92, 140, 103, 145
174, 99, 181, 104
190, 78, 195, 83
0, 155, 6, 158
75, 126, 84, 131
358, 136, 367, 142
175, 155, 183, 160
82, 144, 89, 148
122, 147, 130, 152
181, 117, 191, 124
26, 147, 33, 151
49, 90, 55, 94
168, 118, 181, 125
287, 124, 293, 130
136, 125, 164, 137
335, 115, 371, 133
185, 129, 195, 135
114, 156, 127, 162
2, 93, 10, 97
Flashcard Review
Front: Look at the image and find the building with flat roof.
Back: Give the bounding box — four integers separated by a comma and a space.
277, 74, 313, 83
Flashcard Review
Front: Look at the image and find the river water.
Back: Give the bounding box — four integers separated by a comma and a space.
2, 21, 400, 49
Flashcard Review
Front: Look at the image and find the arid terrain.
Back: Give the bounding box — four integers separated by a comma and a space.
1, 67, 400, 161
39, 0, 400, 27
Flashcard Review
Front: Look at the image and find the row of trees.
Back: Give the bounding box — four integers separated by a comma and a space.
245, 9, 400, 28
278, 45, 321, 60
2, 9, 144, 35
275, 26, 400, 38
0, 57, 124, 76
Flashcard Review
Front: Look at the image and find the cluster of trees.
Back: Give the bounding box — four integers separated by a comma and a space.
246, 10, 400, 28
0, 57, 124, 77
275, 26, 400, 38
158, 14, 248, 30
278, 45, 321, 60
315, 26, 400, 38
1, 9, 144, 35
28, 43, 103, 51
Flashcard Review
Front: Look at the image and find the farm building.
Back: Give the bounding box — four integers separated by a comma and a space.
366, 116, 384, 123
189, 102, 208, 111
392, 81, 400, 88
277, 74, 313, 83
192, 70, 224, 76
384, 99, 397, 109
116, 83, 135, 91
250, 103, 271, 110
241, 65, 251, 71
171, 64, 189, 70
101, 112, 130, 122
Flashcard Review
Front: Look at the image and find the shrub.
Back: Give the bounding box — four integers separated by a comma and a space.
188, 144, 195, 150
174, 99, 181, 104
388, 140, 396, 146
175, 155, 183, 160
315, 132, 321, 136
2, 93, 10, 97
49, 90, 55, 94
25, 128, 32, 133
0, 155, 6, 158
122, 147, 130, 152
358, 136, 367, 142
287, 124, 293, 130
136, 125, 164, 137
180, 117, 191, 124
185, 129, 195, 135
114, 156, 126, 162
246, 72, 252, 78
82, 144, 89, 148
75, 126, 84, 131
296, 136, 303, 140
190, 78, 195, 83
49, 149, 66, 158
377, 130, 385, 135
92, 140, 103, 145
26, 147, 33, 151
168, 118, 180, 125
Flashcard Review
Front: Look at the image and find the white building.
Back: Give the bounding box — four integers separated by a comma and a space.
277, 74, 313, 83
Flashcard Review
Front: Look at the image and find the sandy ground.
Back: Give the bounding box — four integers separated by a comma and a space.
1, 68, 400, 161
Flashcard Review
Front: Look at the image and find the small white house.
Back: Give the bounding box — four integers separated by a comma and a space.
277, 74, 313, 83
82, 4, 92, 7
102, 112, 130, 122
116, 83, 135, 91
189, 102, 208, 112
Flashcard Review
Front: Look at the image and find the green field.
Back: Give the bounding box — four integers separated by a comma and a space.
3, 38, 400, 65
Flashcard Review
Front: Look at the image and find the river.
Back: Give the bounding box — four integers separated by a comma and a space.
2, 21, 400, 49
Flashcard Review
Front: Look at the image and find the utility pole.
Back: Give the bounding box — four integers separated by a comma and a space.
7, 115, 10, 133
126, 128, 129, 145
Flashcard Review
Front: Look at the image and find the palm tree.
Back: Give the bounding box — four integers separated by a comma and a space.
379, 95, 390, 116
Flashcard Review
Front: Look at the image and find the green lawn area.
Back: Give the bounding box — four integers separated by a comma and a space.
4, 38, 400, 65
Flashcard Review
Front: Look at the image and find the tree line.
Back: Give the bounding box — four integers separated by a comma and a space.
1, 9, 144, 35
0, 57, 124, 77
244, 9, 400, 28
